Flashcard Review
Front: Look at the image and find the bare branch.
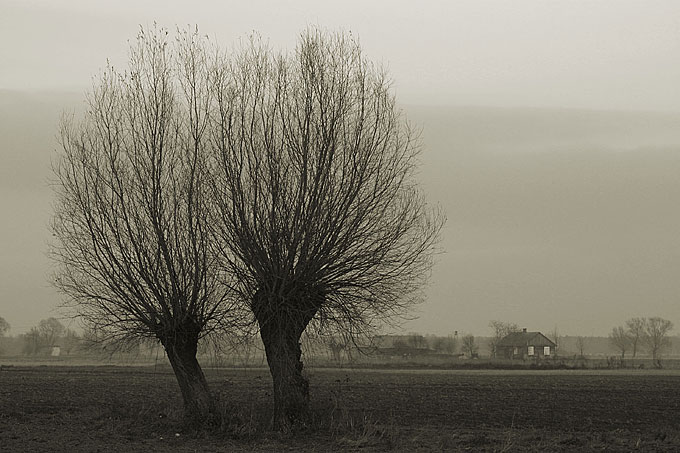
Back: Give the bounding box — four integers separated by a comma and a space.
51, 25, 245, 425
210, 27, 445, 428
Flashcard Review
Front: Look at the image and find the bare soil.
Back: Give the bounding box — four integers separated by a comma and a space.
2, 366, 680, 451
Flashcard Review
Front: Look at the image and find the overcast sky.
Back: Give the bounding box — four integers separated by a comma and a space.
3, 0, 680, 110
2, 1, 680, 337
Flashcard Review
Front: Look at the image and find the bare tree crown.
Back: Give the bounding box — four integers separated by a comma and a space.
51, 27, 241, 343
211, 28, 444, 336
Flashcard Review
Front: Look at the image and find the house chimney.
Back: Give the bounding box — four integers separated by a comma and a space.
522, 328, 527, 333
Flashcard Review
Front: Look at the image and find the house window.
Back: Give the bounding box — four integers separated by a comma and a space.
528, 346, 534, 356
544, 346, 551, 356
513, 347, 518, 355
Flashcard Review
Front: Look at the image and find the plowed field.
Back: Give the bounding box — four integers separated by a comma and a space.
2, 366, 680, 451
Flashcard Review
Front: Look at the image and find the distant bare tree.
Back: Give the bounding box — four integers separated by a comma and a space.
38, 318, 66, 348
608, 326, 631, 360
22, 327, 42, 355
461, 334, 478, 357
0, 317, 9, 337
488, 321, 519, 358
407, 334, 427, 350
442, 335, 458, 354
393, 338, 408, 350
51, 27, 243, 425
61, 329, 81, 355
550, 326, 560, 355
576, 336, 586, 358
210, 29, 444, 429
326, 337, 348, 363
426, 334, 441, 351
427, 334, 457, 353
19, 318, 66, 354
0, 317, 9, 355
644, 317, 673, 366
626, 317, 646, 359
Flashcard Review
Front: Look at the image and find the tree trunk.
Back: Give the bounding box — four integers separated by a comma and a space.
159, 325, 214, 427
258, 314, 311, 431
252, 288, 321, 431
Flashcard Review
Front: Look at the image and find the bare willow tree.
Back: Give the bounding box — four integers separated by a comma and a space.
626, 317, 646, 360
38, 318, 66, 348
489, 320, 519, 358
51, 27, 242, 425
608, 325, 631, 360
461, 334, 478, 357
210, 29, 444, 429
644, 317, 673, 366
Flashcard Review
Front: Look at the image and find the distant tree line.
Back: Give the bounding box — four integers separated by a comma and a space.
0, 317, 80, 356
608, 317, 673, 367
390, 334, 458, 354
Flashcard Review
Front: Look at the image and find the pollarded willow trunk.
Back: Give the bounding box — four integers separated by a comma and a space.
259, 319, 309, 430
158, 322, 215, 426
254, 293, 318, 431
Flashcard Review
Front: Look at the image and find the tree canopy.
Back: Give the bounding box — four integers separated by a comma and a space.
51, 26, 443, 430
210, 29, 444, 427
51, 27, 244, 424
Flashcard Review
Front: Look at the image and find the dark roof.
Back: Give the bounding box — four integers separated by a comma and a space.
497, 331, 556, 348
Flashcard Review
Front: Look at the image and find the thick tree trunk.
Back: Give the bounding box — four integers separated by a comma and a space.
159, 325, 214, 427
258, 315, 311, 431
252, 287, 321, 431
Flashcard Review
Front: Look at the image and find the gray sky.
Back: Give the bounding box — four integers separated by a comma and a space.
3, 0, 680, 110
2, 0, 680, 337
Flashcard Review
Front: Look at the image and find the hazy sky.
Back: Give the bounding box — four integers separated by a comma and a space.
3, 0, 680, 110
2, 1, 680, 337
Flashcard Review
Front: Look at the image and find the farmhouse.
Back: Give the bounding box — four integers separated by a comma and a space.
497, 329, 556, 359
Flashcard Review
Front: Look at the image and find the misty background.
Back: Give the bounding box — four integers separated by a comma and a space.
2, 0, 680, 336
